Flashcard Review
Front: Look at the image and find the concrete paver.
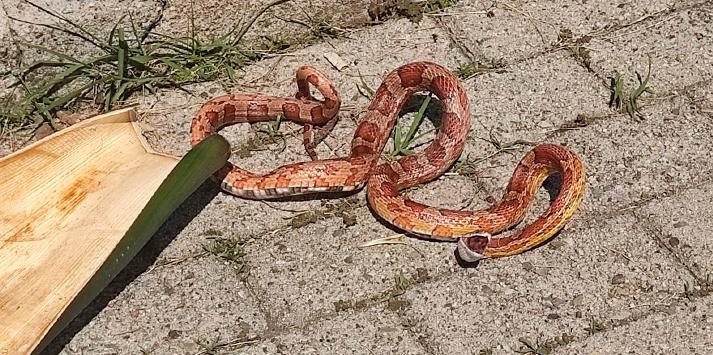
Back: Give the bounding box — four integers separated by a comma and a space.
586, 5, 713, 91
558, 103, 713, 216
1, 0, 712, 354
639, 183, 713, 279
401, 209, 698, 353
560, 295, 713, 354
54, 258, 267, 354
238, 309, 427, 355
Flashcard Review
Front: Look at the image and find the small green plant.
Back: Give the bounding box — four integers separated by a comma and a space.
557, 28, 592, 69
453, 154, 482, 177
515, 337, 550, 355
203, 237, 249, 273
257, 113, 284, 136
482, 129, 536, 152
584, 318, 607, 334
289, 198, 359, 229
390, 270, 411, 298
380, 268, 430, 300
382, 270, 413, 311
355, 71, 375, 100
453, 132, 535, 179
515, 333, 576, 355
387, 96, 433, 158
256, 113, 287, 152
455, 62, 479, 79
454, 59, 506, 80
609, 56, 654, 119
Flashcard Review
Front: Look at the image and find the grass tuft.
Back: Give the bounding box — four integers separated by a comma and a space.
1, 0, 292, 132
515, 333, 576, 355
388, 95, 433, 158
608, 56, 654, 120
584, 317, 608, 335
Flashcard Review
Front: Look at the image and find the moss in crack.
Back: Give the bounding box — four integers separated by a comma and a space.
515, 333, 577, 355
290, 197, 360, 229
557, 28, 593, 70
203, 237, 249, 274
382, 268, 431, 311
454, 58, 507, 80
368, 0, 458, 23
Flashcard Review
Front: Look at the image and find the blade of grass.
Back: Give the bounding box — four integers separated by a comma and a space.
128, 14, 146, 55
630, 56, 652, 100
45, 79, 104, 112
389, 96, 431, 157
403, 96, 430, 144
37, 63, 87, 96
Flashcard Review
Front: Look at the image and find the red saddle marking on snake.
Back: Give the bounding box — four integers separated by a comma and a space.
190, 61, 586, 260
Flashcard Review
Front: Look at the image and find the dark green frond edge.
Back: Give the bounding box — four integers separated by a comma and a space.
35, 134, 230, 353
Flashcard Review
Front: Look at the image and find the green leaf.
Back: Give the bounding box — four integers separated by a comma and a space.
128, 14, 146, 55
45, 79, 100, 112
393, 123, 403, 153
225, 64, 236, 81
129, 55, 151, 65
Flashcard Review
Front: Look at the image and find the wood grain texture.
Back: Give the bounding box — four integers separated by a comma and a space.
0, 108, 178, 354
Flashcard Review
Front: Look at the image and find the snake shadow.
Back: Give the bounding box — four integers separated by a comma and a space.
40, 180, 221, 355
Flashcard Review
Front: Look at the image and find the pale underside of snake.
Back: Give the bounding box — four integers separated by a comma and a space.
190, 61, 586, 262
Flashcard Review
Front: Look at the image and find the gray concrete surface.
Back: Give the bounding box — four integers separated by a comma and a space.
1, 0, 713, 354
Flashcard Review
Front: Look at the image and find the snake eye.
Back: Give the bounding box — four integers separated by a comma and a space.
456, 232, 491, 262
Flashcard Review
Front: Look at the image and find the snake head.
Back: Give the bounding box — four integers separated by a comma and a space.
456, 232, 491, 263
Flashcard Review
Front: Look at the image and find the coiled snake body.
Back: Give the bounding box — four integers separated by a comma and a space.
190, 62, 586, 262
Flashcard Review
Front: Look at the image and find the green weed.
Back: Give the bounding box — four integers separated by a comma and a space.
516, 337, 550, 355
584, 318, 607, 334
609, 56, 654, 119
1, 0, 291, 131
203, 237, 249, 273
515, 333, 576, 355
454, 59, 506, 80
387, 96, 434, 158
